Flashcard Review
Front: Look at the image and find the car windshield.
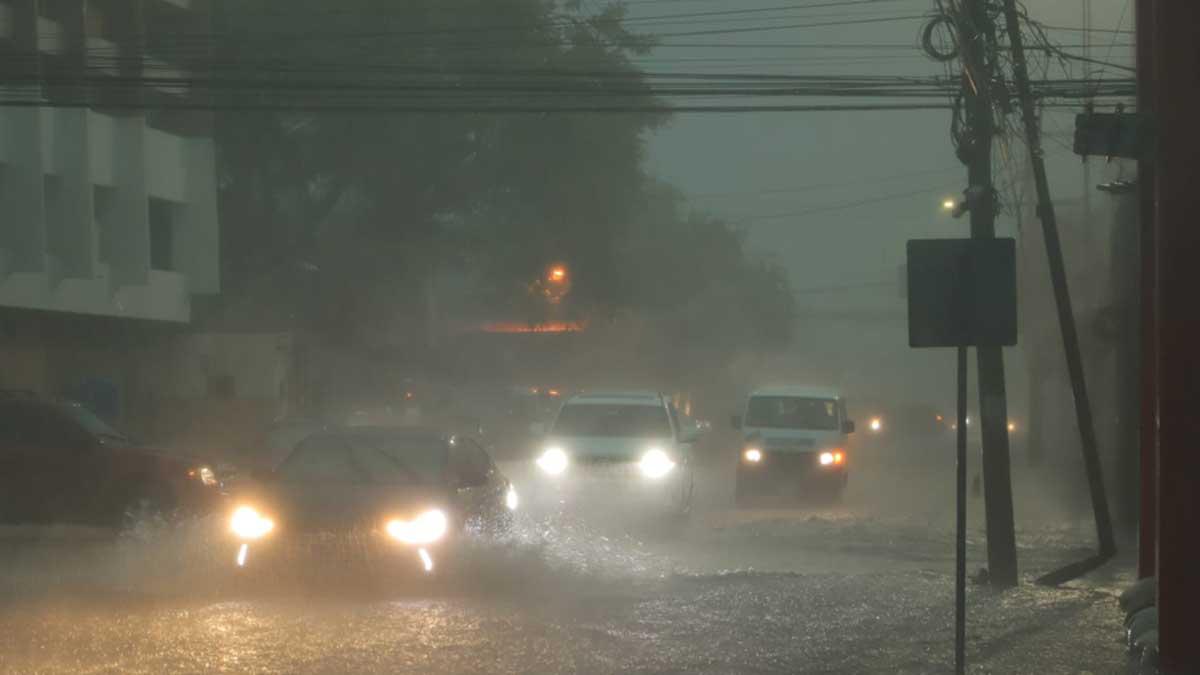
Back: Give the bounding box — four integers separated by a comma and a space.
279, 432, 446, 485
745, 397, 840, 431
552, 404, 672, 438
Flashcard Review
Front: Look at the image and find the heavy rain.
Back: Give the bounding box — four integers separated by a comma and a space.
2, 1, 1195, 674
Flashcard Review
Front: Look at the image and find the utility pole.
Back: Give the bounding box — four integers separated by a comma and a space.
1081, 0, 1093, 247
999, 0, 1117, 560
1147, 1, 1200, 670
955, 0, 1019, 588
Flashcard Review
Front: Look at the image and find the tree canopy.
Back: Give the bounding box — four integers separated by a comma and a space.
211, 0, 792, 358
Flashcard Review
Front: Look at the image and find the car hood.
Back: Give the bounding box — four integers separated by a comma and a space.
233, 481, 455, 533
102, 439, 212, 471
743, 427, 843, 452
545, 436, 674, 462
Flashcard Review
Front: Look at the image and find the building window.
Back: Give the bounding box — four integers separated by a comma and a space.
148, 197, 174, 271
84, 5, 106, 39
43, 174, 66, 259
0, 2, 13, 40
93, 186, 115, 263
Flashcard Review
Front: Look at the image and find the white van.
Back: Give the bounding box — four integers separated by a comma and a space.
732, 386, 855, 504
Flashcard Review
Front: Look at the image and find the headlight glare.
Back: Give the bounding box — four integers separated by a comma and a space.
505, 485, 519, 511
189, 465, 218, 487
230, 506, 274, 540
743, 448, 763, 463
819, 450, 846, 467
639, 447, 675, 479
536, 446, 569, 475
386, 509, 449, 545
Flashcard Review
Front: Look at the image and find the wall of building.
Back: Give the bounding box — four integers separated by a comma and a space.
0, 0, 218, 323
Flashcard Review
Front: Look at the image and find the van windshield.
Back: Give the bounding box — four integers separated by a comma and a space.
745, 396, 840, 431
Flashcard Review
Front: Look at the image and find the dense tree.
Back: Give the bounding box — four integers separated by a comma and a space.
211, 0, 791, 356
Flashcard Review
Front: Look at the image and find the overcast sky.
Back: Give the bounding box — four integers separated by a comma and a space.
635, 0, 1133, 302
630, 0, 1135, 403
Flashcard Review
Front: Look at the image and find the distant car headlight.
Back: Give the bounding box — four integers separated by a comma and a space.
230, 505, 274, 540
639, 447, 675, 479
819, 451, 835, 466
386, 509, 449, 545
505, 485, 520, 511
536, 446, 569, 475
743, 448, 763, 463
189, 465, 218, 487
869, 417, 883, 432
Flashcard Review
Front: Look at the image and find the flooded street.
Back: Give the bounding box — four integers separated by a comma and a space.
0, 442, 1130, 674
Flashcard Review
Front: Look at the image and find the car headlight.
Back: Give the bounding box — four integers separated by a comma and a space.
230, 505, 275, 540
639, 447, 675, 479
386, 509, 449, 545
743, 448, 763, 463
505, 485, 519, 511
536, 446, 569, 475
189, 466, 218, 487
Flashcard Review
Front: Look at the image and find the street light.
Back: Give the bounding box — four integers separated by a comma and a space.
942, 198, 957, 211
548, 265, 567, 284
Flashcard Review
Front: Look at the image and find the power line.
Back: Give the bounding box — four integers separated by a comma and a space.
1093, 0, 1131, 84
1038, 23, 1134, 35
735, 185, 953, 223
687, 163, 964, 199
0, 98, 961, 113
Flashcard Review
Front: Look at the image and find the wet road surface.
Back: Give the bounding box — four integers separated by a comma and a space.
0, 441, 1131, 674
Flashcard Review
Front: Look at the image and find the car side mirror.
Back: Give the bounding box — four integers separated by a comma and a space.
731, 415, 743, 431
843, 420, 856, 434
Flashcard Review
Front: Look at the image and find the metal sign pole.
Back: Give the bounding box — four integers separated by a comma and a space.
955, 345, 968, 675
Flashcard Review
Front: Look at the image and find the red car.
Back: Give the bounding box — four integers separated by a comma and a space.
0, 392, 225, 530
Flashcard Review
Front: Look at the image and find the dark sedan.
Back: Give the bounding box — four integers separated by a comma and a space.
0, 392, 224, 530
225, 426, 518, 574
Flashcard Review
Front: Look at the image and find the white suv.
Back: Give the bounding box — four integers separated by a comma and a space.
533, 391, 697, 514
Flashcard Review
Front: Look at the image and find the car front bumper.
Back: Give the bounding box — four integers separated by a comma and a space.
736, 451, 847, 495
528, 460, 690, 506
229, 529, 451, 575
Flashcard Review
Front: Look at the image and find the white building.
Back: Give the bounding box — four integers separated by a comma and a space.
0, 0, 218, 323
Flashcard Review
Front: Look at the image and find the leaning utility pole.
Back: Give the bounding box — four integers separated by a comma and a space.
955, 0, 1020, 588
998, 0, 1117, 562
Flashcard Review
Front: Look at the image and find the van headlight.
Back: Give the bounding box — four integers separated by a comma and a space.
386, 509, 449, 545
639, 447, 675, 479
818, 450, 846, 467
230, 505, 275, 540
536, 446, 569, 475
